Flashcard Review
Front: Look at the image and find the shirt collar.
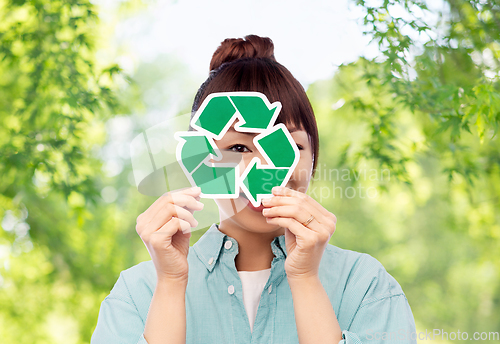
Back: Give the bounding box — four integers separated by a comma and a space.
193, 223, 287, 272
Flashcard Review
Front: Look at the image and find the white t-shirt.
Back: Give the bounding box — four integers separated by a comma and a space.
237, 268, 272, 332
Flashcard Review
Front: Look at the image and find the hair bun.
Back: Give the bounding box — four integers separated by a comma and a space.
209, 35, 276, 71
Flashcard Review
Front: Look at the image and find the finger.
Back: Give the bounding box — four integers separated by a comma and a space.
137, 191, 203, 237
172, 195, 204, 221
174, 186, 202, 197
183, 197, 202, 215
273, 187, 330, 215
146, 203, 200, 236
266, 217, 316, 244
264, 209, 325, 237
159, 217, 192, 234
267, 216, 332, 245
148, 192, 204, 222
149, 217, 192, 248
144, 187, 202, 216
159, 217, 193, 236
262, 187, 331, 216
171, 205, 199, 228
262, 195, 328, 225
171, 193, 204, 210
157, 186, 202, 207
262, 205, 319, 228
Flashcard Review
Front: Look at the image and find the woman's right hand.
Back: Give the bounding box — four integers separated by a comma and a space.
136, 186, 204, 283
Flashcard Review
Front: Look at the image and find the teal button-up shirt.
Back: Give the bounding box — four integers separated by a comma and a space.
91, 224, 417, 344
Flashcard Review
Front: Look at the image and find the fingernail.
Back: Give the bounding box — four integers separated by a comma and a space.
196, 201, 204, 209
262, 208, 269, 215
193, 186, 201, 192
272, 186, 282, 193
192, 219, 199, 227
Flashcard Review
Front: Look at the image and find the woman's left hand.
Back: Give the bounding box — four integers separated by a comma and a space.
261, 186, 337, 281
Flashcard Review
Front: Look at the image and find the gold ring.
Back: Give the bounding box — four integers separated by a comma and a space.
302, 215, 314, 227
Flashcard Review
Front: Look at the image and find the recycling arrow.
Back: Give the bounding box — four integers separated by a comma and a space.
191, 92, 282, 139
242, 161, 289, 205
230, 95, 280, 130
176, 135, 216, 173
174, 132, 238, 198
191, 95, 236, 138
175, 91, 299, 206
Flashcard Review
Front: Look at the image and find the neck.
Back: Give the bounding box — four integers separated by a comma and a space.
218, 218, 284, 272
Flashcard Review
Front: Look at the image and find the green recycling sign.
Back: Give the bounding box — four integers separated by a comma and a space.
174, 92, 299, 207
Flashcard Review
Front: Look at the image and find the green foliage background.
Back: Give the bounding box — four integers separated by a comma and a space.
0, 0, 498, 343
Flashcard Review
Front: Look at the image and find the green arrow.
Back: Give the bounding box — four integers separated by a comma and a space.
192, 163, 237, 195
256, 126, 296, 168
230, 95, 279, 130
178, 92, 299, 201
178, 135, 216, 173
194, 96, 236, 137
242, 162, 288, 204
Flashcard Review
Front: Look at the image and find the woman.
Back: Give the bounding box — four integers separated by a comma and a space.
91, 35, 417, 344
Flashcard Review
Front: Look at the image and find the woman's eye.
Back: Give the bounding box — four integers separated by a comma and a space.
296, 144, 304, 150
228, 144, 251, 153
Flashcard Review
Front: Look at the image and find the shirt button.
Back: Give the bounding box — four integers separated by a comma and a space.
224, 240, 233, 250
268, 284, 272, 294
228, 285, 235, 295
208, 257, 214, 265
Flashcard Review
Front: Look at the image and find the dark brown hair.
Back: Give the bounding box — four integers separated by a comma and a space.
191, 34, 319, 174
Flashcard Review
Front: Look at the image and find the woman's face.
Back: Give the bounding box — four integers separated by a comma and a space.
214, 121, 314, 234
